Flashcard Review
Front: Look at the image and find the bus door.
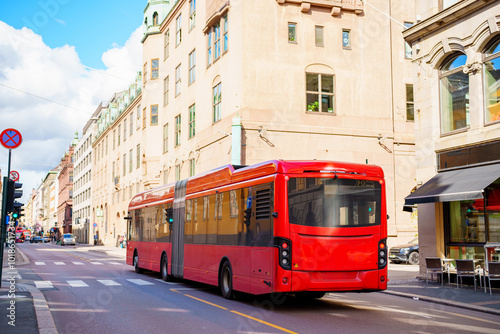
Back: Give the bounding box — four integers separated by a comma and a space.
171, 179, 187, 278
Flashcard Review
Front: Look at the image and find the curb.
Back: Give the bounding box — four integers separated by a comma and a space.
20, 283, 58, 334
382, 289, 500, 316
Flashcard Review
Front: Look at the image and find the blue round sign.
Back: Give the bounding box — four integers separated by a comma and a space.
0, 128, 22, 149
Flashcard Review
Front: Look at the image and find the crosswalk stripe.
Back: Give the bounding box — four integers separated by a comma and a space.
108, 262, 122, 265
35, 262, 46, 265
98, 280, 122, 286
34, 281, 53, 289
67, 280, 88, 287
90, 262, 103, 265
126, 279, 154, 286
72, 262, 85, 265
54, 262, 65, 265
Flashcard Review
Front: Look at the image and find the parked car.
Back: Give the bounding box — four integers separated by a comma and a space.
389, 237, 419, 265
30, 236, 43, 244
61, 233, 76, 246
42, 236, 50, 243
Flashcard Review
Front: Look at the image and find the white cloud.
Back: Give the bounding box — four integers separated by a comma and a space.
0, 21, 142, 202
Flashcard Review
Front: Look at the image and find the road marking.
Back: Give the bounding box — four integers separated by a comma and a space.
54, 262, 65, 265
34, 281, 53, 289
90, 262, 103, 265
183, 294, 228, 310
98, 280, 122, 286
126, 279, 154, 286
35, 262, 46, 265
67, 280, 88, 287
72, 262, 85, 265
154, 279, 179, 285
440, 310, 500, 326
108, 262, 122, 265
230, 310, 298, 334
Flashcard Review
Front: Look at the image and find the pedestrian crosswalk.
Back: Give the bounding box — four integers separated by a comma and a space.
34, 261, 123, 266
33, 278, 161, 289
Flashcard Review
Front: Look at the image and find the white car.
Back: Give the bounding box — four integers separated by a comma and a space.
61, 233, 76, 246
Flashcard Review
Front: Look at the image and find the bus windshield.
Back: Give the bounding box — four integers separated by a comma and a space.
288, 177, 381, 227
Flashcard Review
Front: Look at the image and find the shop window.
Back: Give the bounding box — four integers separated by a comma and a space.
439, 53, 469, 134
483, 38, 500, 124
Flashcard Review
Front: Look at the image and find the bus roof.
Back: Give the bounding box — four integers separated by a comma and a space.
128, 160, 384, 211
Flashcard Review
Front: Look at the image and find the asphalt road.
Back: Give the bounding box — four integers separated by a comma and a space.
17, 243, 500, 334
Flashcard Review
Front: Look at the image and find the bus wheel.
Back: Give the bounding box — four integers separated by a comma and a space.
161, 254, 170, 281
220, 261, 234, 299
134, 251, 143, 273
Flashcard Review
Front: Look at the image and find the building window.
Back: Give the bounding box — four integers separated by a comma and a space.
342, 29, 351, 49
176, 14, 182, 46
207, 30, 212, 65
189, 104, 195, 138
306, 73, 335, 114
223, 14, 228, 53
175, 164, 181, 181
214, 22, 221, 61
175, 64, 181, 96
130, 113, 133, 136
150, 105, 158, 125
164, 76, 169, 106
151, 59, 159, 79
123, 154, 126, 176
404, 22, 413, 59
163, 123, 168, 153
129, 149, 133, 173
175, 114, 181, 146
406, 84, 414, 121
188, 49, 196, 85
113, 130, 116, 150
143, 62, 147, 84
136, 144, 141, 169
189, 0, 196, 31
137, 106, 141, 130
483, 38, 500, 124
143, 107, 147, 129
315, 26, 324, 47
164, 30, 170, 60
189, 158, 195, 177
123, 120, 127, 141
289, 23, 297, 43
117, 125, 121, 146
213, 82, 221, 123
153, 12, 159, 26
439, 53, 469, 134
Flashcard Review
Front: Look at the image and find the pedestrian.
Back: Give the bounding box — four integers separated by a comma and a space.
94, 232, 98, 246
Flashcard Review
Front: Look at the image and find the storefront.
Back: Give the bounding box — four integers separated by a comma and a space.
405, 156, 500, 264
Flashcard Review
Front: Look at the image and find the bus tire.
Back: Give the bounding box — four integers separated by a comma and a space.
161, 254, 170, 281
220, 261, 234, 299
134, 251, 143, 273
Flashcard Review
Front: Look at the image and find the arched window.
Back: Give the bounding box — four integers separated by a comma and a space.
483, 38, 500, 123
153, 12, 159, 26
439, 53, 469, 134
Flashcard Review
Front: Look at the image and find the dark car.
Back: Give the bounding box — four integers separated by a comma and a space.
30, 236, 43, 244
389, 237, 419, 265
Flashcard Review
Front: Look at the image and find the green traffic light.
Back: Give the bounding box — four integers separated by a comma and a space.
13, 213, 19, 219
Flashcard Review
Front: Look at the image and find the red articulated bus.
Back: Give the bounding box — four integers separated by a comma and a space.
126, 160, 388, 299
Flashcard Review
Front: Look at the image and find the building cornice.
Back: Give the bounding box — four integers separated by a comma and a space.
275, 0, 363, 16
403, 0, 496, 43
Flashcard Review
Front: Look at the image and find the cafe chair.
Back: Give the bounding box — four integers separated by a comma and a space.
455, 259, 477, 290
425, 257, 444, 286
484, 262, 500, 295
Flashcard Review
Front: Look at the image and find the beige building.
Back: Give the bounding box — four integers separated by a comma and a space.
403, 0, 500, 271
91, 0, 418, 246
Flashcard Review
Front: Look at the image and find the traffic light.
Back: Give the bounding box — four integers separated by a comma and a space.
6, 180, 22, 212
12, 202, 24, 220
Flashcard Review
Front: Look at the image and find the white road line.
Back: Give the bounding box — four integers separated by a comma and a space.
35, 262, 46, 265
126, 279, 154, 286
90, 262, 103, 265
108, 262, 122, 265
98, 280, 122, 286
154, 279, 179, 285
72, 262, 85, 265
54, 262, 66, 265
67, 280, 88, 287
34, 281, 53, 289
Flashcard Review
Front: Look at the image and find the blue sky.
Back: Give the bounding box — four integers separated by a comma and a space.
0, 0, 146, 202
0, 0, 144, 69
